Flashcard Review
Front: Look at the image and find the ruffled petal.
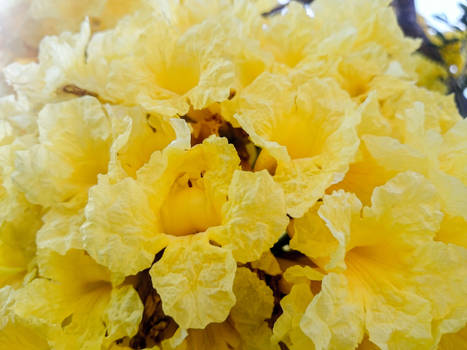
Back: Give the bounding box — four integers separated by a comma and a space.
13, 96, 111, 207
272, 283, 315, 350
82, 176, 167, 277
12, 250, 141, 350
150, 236, 236, 329
230, 267, 277, 350
209, 170, 288, 263
300, 273, 365, 350
225, 73, 360, 217
0, 286, 50, 350
103, 285, 144, 346
296, 172, 467, 350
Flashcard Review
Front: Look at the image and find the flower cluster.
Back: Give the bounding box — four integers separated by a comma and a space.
1, 0, 466, 349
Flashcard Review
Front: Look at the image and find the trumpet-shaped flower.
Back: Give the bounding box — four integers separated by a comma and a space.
334, 102, 467, 249
61, 11, 235, 118
82, 135, 287, 328
305, 0, 419, 98
12, 96, 186, 256
223, 73, 360, 217
13, 250, 143, 350
291, 172, 467, 350
10, 96, 111, 256
4, 19, 92, 107
13, 96, 111, 207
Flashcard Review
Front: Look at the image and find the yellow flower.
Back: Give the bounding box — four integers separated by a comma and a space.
257, 2, 316, 72
0, 0, 148, 76
10, 96, 111, 257
13, 96, 111, 208
334, 102, 467, 248
61, 11, 235, 118
11, 96, 186, 257
292, 172, 467, 349
104, 104, 190, 181
223, 73, 360, 217
13, 250, 143, 350
161, 267, 276, 350
282, 0, 419, 98
4, 19, 92, 106
82, 135, 287, 328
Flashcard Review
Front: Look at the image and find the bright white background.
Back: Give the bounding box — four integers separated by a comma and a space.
416, 0, 465, 31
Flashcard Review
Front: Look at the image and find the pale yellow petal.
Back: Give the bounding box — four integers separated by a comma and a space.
105, 104, 190, 180
150, 236, 236, 329
13, 96, 111, 207
230, 267, 277, 350
82, 176, 167, 277
273, 282, 316, 350
13, 250, 116, 350
227, 74, 360, 217
210, 170, 288, 263
103, 285, 144, 346
4, 19, 91, 106
290, 202, 338, 262
36, 197, 86, 255
300, 273, 365, 350
0, 286, 50, 350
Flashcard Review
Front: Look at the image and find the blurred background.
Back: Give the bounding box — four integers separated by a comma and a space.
397, 0, 467, 116
416, 0, 463, 31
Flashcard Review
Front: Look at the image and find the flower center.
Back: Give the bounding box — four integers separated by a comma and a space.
160, 173, 220, 236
